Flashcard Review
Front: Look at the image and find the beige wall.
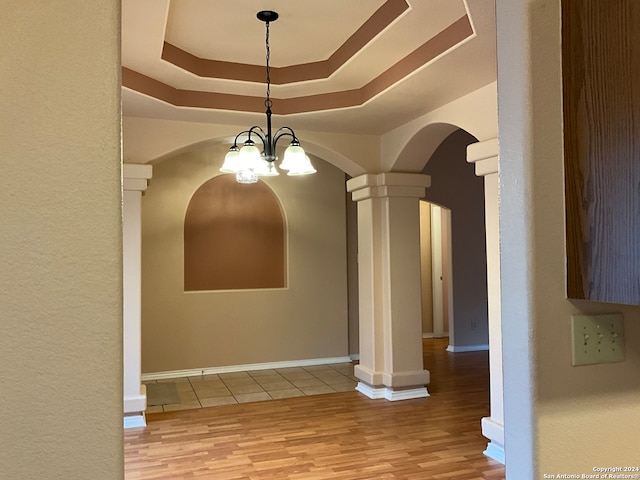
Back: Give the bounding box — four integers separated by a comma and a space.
141, 143, 349, 373
0, 1, 123, 478
346, 190, 360, 355
497, 0, 640, 474
419, 202, 434, 334
123, 116, 378, 176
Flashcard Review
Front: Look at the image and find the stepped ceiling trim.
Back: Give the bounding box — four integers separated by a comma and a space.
122, 15, 473, 115
160, 0, 410, 84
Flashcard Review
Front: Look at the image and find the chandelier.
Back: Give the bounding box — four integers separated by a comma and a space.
220, 10, 316, 184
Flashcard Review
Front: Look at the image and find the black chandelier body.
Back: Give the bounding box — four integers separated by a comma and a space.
220, 10, 315, 184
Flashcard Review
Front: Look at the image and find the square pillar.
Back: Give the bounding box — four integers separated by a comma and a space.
467, 138, 504, 463
347, 173, 431, 401
123, 163, 152, 428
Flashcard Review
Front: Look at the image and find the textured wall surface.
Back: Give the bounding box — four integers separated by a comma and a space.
497, 0, 640, 476
141, 143, 349, 373
0, 1, 123, 478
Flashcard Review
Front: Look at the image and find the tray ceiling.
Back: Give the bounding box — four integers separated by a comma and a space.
122, 0, 496, 135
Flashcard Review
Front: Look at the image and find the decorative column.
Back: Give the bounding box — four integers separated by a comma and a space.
346, 173, 431, 401
467, 138, 504, 463
123, 163, 152, 428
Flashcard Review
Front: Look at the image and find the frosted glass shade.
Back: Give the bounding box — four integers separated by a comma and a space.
287, 155, 317, 176
239, 143, 262, 170
220, 148, 241, 173
279, 144, 306, 171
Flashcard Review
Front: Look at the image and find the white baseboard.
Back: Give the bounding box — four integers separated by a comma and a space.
356, 382, 429, 401
142, 356, 353, 381
423, 333, 449, 339
349, 353, 360, 361
124, 413, 146, 429
484, 441, 505, 464
481, 416, 505, 464
446, 344, 489, 352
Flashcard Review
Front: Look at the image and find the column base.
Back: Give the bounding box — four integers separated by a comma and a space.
124, 385, 147, 429
124, 384, 147, 415
354, 365, 430, 388
356, 382, 429, 401
481, 416, 505, 464
124, 413, 146, 429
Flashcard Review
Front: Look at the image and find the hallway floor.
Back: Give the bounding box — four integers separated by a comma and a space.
144, 362, 358, 412
126, 338, 504, 479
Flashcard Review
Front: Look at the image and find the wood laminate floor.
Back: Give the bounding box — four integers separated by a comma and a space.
125, 338, 505, 479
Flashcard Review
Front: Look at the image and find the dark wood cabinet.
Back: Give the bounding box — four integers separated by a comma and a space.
562, 0, 640, 305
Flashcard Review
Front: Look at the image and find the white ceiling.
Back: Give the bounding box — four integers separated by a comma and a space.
122, 0, 496, 136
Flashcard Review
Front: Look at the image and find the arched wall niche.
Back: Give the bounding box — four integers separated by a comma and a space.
184, 174, 286, 291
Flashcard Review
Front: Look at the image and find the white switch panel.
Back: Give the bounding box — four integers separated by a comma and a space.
571, 314, 625, 366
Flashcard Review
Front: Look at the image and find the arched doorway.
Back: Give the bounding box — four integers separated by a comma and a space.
421, 128, 488, 352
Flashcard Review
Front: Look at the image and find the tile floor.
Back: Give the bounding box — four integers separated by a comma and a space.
144, 362, 358, 413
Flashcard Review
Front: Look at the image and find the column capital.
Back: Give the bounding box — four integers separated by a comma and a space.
123, 163, 153, 192
346, 172, 431, 201
467, 137, 498, 177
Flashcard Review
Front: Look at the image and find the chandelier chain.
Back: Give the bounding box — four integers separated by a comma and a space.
264, 21, 272, 110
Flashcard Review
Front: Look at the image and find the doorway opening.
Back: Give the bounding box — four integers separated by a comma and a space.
419, 201, 453, 342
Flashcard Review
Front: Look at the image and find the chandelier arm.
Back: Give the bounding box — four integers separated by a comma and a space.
272, 127, 299, 149
247, 125, 267, 143
232, 130, 250, 147
233, 127, 267, 147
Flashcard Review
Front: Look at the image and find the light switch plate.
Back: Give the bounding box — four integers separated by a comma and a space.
571, 314, 625, 366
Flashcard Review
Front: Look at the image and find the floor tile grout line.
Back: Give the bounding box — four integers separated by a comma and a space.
187, 377, 204, 408
147, 363, 357, 412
